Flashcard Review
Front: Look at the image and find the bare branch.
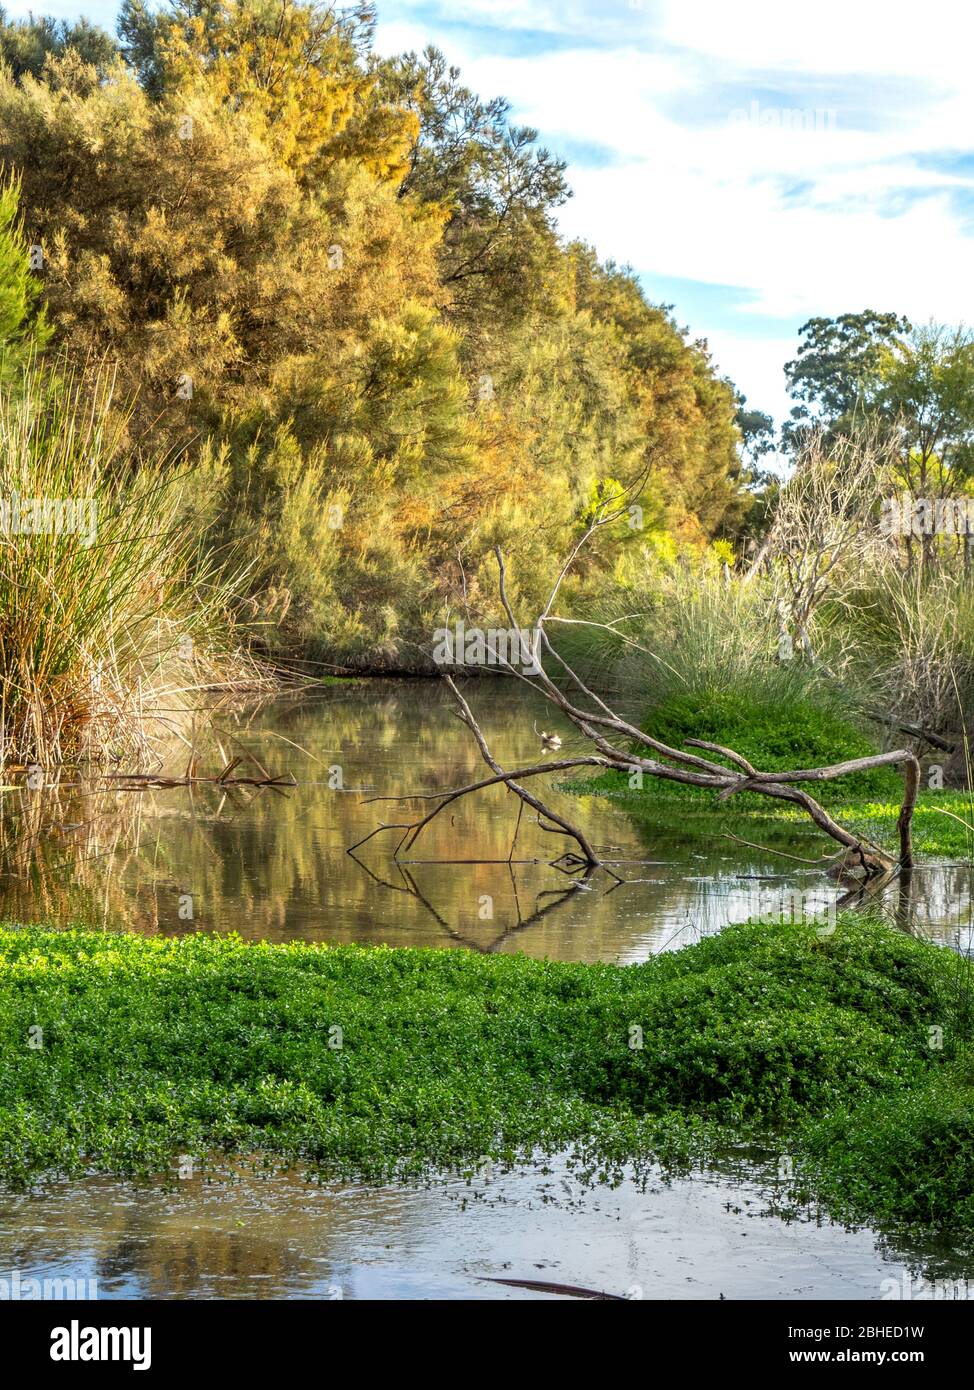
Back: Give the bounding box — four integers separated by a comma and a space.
355, 518, 921, 879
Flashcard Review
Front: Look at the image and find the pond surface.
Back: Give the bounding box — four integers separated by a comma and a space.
1, 1154, 969, 1302
1, 678, 973, 1299
0, 678, 970, 959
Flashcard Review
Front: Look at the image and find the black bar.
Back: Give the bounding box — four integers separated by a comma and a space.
1, 1299, 967, 1374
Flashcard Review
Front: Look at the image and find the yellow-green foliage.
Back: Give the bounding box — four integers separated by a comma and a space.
0, 2, 751, 664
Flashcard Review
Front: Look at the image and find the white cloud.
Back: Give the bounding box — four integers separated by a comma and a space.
372, 2, 974, 421
657, 0, 974, 80
560, 164, 969, 323
701, 330, 799, 431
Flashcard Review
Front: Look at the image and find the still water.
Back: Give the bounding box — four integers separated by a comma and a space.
1, 678, 970, 957
2, 1156, 969, 1301
1, 678, 972, 1298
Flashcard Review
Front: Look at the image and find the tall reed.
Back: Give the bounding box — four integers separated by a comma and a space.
554, 558, 861, 722
0, 364, 254, 768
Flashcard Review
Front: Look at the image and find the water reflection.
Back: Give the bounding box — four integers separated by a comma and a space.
3, 680, 974, 1299
2, 1155, 970, 1300
0, 679, 971, 960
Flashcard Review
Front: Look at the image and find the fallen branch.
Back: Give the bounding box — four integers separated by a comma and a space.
863, 709, 956, 754
354, 492, 922, 877
102, 764, 296, 791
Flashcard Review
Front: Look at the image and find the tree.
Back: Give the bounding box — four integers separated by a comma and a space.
783, 310, 911, 448
120, 0, 416, 184
763, 425, 892, 652
0, 47, 442, 441
0, 4, 754, 664
0, 8, 117, 80
376, 45, 570, 346
735, 395, 775, 469
570, 244, 745, 538
783, 313, 974, 571
0, 175, 50, 381
878, 324, 974, 487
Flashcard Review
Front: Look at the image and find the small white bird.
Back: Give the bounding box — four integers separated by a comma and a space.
539, 730, 562, 751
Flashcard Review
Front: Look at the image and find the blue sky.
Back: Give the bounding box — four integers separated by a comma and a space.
10, 0, 974, 432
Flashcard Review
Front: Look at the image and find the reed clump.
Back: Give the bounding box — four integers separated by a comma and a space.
0, 365, 261, 770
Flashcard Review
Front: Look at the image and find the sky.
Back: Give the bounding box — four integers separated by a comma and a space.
9, 0, 974, 433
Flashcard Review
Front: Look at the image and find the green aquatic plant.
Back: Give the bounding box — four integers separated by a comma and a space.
0, 916, 971, 1239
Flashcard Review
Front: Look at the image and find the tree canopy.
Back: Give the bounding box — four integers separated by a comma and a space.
0, 0, 753, 663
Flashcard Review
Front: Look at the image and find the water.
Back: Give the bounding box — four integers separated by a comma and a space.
1, 678, 973, 1298
0, 1155, 966, 1301
1, 678, 969, 958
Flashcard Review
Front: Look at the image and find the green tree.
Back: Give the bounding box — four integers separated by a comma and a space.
0, 48, 442, 441
570, 243, 745, 539
120, 0, 416, 183
877, 323, 974, 568
878, 324, 974, 486
735, 396, 775, 468
0, 3, 754, 663
0, 175, 50, 380
783, 310, 911, 448
0, 8, 117, 80
784, 312, 974, 570
377, 46, 570, 346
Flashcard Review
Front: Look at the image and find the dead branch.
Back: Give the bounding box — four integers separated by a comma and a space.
761, 425, 897, 652
443, 676, 603, 868
354, 485, 921, 879
102, 766, 296, 790
863, 709, 956, 753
